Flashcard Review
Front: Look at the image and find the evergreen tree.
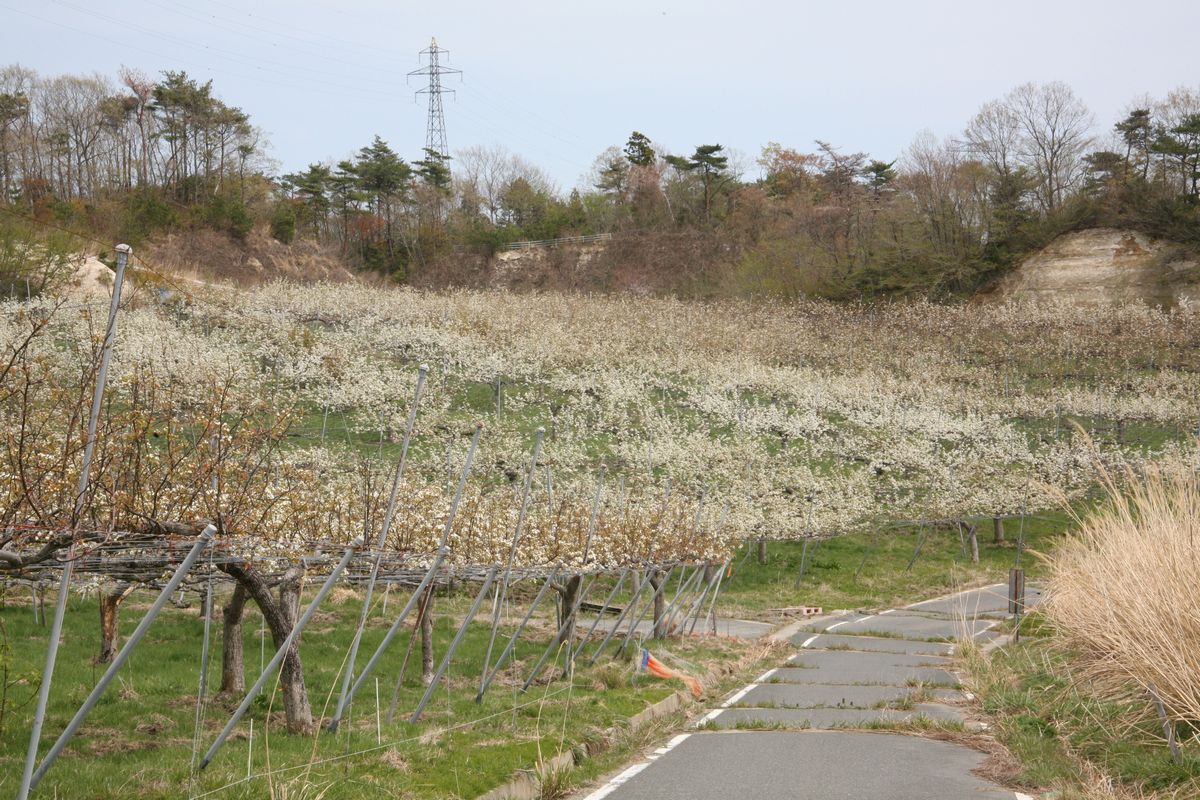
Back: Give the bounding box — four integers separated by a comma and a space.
666, 144, 728, 223
624, 131, 656, 167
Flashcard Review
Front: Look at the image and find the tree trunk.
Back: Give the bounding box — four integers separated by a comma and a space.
220, 584, 248, 696
968, 524, 980, 564
420, 585, 435, 686
219, 561, 314, 735
275, 566, 311, 732
757, 538, 767, 565
993, 517, 1005, 545
96, 582, 136, 664
556, 574, 582, 647
649, 570, 668, 639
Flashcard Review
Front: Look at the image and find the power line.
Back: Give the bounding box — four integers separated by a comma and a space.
46, 0, 398, 94
2, 4, 394, 103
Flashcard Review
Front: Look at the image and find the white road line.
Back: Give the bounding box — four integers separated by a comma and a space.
972, 620, 999, 638
800, 635, 819, 648
1014, 793, 1035, 800
827, 613, 874, 631
695, 708, 723, 726
879, 609, 895, 614
722, 684, 758, 708
582, 762, 650, 800
905, 582, 1005, 609
754, 668, 778, 682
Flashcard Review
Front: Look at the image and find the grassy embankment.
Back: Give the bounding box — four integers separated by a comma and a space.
964, 613, 1200, 799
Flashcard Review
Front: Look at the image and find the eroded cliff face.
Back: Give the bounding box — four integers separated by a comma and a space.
993, 228, 1200, 306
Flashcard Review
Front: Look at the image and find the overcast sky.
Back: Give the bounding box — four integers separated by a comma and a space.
4, 0, 1199, 189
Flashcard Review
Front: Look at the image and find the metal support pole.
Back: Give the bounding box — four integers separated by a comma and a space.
328, 425, 480, 730
570, 568, 629, 664
333, 366, 427, 726
30, 525, 215, 790
480, 430, 543, 698
410, 567, 497, 722
660, 566, 706, 635
905, 524, 928, 572
327, 549, 446, 732
19, 243, 130, 800
200, 543, 358, 770
190, 573, 215, 773
588, 571, 647, 665
1149, 683, 1182, 765
794, 539, 811, 588
703, 560, 731, 635
663, 567, 707, 635
680, 567, 717, 636
520, 575, 598, 692
476, 566, 560, 702
620, 567, 669, 654
689, 559, 730, 635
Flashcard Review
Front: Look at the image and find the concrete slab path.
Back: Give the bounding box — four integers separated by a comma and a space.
576, 582, 1042, 800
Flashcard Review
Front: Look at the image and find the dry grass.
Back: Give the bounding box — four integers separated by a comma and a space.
1043, 459, 1200, 728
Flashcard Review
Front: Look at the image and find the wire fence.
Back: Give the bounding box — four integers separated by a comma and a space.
500, 233, 613, 250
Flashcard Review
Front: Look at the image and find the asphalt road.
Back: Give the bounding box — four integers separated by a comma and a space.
577, 582, 1041, 800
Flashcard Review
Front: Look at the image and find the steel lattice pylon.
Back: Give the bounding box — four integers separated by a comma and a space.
408, 38, 461, 159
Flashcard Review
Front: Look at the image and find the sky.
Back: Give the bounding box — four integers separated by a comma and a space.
3, 0, 1199, 190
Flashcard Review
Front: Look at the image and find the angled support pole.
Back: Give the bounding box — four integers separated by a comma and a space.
200, 542, 358, 770
333, 365, 427, 727
326, 549, 446, 732
410, 566, 497, 722
520, 574, 598, 692
684, 563, 724, 636
30, 524, 215, 791
659, 566, 706, 635
328, 422, 482, 731
20, 243, 131, 800
476, 565, 561, 702
570, 567, 629, 664
587, 570, 648, 666
699, 559, 731, 635
479, 429, 543, 696
620, 566, 672, 655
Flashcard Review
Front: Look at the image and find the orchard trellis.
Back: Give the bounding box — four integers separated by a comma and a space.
3, 256, 1200, 796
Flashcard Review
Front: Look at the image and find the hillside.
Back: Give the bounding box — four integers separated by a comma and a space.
140, 227, 359, 285
992, 228, 1200, 306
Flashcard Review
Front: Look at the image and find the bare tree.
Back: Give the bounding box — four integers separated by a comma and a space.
1008, 82, 1094, 212
454, 144, 557, 223
963, 98, 1023, 177
964, 82, 1094, 213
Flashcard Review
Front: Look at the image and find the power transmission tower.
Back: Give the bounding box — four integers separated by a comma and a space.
408, 38, 461, 159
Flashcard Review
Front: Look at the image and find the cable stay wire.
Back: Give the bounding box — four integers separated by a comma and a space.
458, 78, 583, 144
45, 0, 401, 94
3, 4, 398, 104
456, 83, 582, 149
139, 0, 408, 77
190, 0, 411, 60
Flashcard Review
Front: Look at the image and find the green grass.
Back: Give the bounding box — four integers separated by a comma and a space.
0, 585, 761, 800
717, 511, 1070, 618
965, 611, 1200, 797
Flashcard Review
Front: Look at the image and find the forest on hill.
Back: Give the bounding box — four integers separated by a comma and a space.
1, 63, 1199, 296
